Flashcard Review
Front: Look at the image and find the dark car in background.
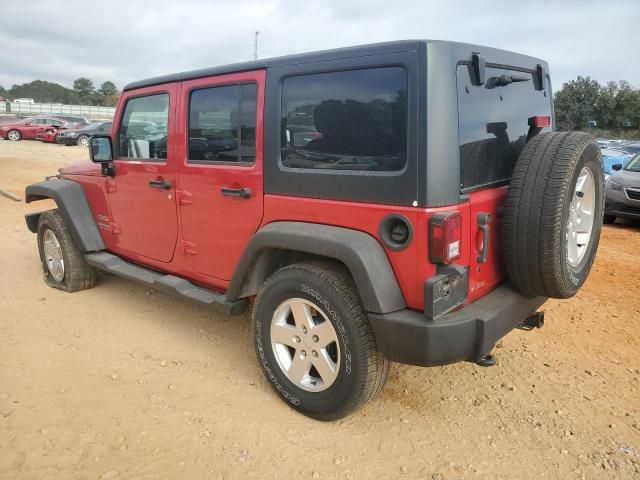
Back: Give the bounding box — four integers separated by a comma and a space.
604, 153, 640, 224
57, 121, 112, 147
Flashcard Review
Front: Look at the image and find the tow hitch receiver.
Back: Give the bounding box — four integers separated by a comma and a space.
517, 311, 545, 331
475, 354, 497, 367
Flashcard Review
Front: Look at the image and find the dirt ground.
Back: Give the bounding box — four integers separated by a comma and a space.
1, 140, 639, 480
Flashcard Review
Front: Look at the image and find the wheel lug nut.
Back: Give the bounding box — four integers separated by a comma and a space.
300, 350, 306, 358
302, 326, 307, 334
294, 336, 301, 343
312, 350, 318, 357
312, 335, 319, 343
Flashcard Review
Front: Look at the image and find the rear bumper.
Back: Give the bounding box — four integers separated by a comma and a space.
368, 284, 547, 366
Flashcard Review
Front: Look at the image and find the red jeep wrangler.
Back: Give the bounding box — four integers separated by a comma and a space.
25, 40, 604, 420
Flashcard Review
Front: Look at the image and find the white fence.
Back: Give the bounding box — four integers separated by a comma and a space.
0, 101, 115, 118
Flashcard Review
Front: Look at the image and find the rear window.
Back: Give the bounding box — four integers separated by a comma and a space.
280, 67, 407, 172
457, 66, 552, 191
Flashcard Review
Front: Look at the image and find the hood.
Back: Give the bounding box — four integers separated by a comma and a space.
611, 169, 640, 188
59, 160, 102, 177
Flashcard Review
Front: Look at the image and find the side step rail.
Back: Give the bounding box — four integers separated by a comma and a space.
84, 252, 248, 316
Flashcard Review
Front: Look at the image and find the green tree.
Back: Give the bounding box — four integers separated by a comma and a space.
8, 80, 79, 104
73, 77, 95, 98
98, 81, 117, 97
554, 76, 601, 131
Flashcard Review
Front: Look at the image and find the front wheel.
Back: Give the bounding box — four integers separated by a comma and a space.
252, 262, 388, 420
37, 209, 97, 292
76, 135, 89, 147
7, 129, 21, 141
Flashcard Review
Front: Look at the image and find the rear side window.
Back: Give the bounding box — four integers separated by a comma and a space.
188, 83, 257, 163
118, 93, 169, 160
281, 67, 407, 172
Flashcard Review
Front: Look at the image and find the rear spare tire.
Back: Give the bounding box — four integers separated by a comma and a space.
503, 132, 604, 299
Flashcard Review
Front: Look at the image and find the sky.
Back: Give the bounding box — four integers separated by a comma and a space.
1, 0, 638, 92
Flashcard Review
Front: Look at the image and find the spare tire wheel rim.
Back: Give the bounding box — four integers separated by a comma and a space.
270, 298, 341, 392
566, 166, 596, 268
43, 229, 65, 282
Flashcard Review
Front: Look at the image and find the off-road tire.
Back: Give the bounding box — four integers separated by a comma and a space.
252, 262, 389, 421
37, 209, 97, 292
602, 214, 616, 225
503, 132, 604, 299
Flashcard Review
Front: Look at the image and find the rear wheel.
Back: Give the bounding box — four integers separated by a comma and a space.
37, 210, 97, 292
252, 262, 388, 420
7, 129, 21, 141
503, 132, 604, 299
76, 135, 89, 147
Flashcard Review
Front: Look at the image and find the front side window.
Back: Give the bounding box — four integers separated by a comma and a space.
281, 67, 407, 172
188, 83, 257, 163
118, 93, 169, 160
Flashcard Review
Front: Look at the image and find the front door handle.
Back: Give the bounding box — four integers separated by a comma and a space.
149, 179, 171, 190
221, 187, 252, 198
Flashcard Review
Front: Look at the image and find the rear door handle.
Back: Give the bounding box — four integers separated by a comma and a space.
148, 179, 171, 190
221, 187, 252, 198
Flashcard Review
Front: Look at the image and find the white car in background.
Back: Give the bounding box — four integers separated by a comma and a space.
13, 98, 35, 104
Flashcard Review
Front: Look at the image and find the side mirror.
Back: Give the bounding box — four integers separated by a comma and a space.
90, 135, 115, 177
612, 163, 623, 171
90, 135, 113, 162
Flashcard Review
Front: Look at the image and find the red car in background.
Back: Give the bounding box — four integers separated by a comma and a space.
0, 116, 67, 141
35, 121, 75, 143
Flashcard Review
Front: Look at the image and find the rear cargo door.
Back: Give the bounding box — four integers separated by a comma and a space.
456, 63, 552, 301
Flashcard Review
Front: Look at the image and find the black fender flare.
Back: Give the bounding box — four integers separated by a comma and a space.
25, 179, 105, 252
227, 221, 406, 314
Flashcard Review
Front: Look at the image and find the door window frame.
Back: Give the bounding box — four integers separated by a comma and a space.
177, 70, 266, 171
185, 81, 259, 167
113, 88, 173, 163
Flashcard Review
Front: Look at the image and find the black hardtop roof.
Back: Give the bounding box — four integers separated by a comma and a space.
124, 39, 548, 92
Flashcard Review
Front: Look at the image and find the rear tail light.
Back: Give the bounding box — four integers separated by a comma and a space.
429, 211, 461, 265
528, 115, 551, 128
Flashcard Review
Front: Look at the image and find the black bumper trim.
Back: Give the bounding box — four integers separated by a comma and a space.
368, 284, 547, 367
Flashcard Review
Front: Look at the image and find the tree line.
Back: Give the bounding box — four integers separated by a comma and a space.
0, 78, 119, 107
554, 77, 640, 132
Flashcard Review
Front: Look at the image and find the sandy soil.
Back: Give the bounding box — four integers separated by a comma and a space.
1, 140, 639, 480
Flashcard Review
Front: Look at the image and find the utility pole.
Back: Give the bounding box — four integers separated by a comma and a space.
253, 31, 260, 60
